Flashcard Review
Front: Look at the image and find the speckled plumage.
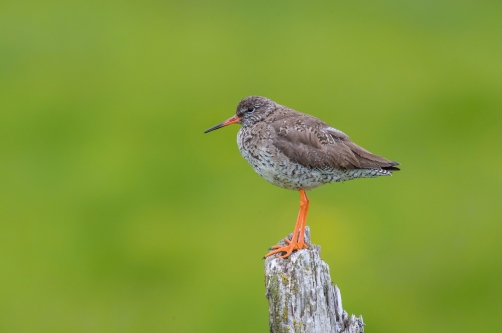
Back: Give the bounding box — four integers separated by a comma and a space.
233, 96, 399, 191
204, 95, 400, 258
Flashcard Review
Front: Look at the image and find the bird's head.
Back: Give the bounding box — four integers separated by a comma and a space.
204, 96, 276, 133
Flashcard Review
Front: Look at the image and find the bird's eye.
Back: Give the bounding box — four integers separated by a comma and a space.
247, 107, 255, 113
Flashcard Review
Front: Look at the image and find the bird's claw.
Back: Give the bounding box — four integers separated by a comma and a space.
265, 241, 308, 259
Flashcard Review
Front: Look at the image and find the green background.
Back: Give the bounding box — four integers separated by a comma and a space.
1, 1, 501, 332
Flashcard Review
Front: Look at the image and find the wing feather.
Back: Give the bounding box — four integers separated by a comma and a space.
271, 115, 399, 171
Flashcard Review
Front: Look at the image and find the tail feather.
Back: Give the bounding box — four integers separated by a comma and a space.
382, 161, 400, 171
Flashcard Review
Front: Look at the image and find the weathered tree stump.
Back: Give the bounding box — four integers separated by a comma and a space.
264, 227, 364, 333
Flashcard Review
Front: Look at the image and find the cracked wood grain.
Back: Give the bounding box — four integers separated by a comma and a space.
264, 227, 364, 333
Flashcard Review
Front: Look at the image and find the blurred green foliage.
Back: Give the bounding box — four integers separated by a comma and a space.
1, 1, 501, 332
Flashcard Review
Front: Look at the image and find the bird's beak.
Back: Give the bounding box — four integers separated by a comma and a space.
204, 115, 241, 133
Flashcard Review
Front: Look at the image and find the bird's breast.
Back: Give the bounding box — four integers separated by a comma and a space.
236, 126, 336, 191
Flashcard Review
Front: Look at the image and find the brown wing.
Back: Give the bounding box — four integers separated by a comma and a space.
271, 114, 400, 171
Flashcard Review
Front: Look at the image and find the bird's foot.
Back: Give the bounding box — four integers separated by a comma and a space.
282, 237, 309, 249
264, 237, 308, 259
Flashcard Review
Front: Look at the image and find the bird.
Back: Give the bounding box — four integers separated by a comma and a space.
204, 96, 400, 259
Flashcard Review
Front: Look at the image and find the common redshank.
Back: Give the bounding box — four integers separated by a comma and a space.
204, 96, 399, 259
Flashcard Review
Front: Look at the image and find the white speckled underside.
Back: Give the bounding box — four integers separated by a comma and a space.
237, 127, 391, 191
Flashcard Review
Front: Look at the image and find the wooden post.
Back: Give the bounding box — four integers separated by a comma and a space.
264, 227, 365, 333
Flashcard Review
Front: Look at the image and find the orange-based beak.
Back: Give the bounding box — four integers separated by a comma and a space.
204, 115, 241, 133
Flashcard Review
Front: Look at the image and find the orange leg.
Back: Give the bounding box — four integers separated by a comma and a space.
269, 209, 302, 247
265, 189, 310, 259
296, 189, 310, 250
